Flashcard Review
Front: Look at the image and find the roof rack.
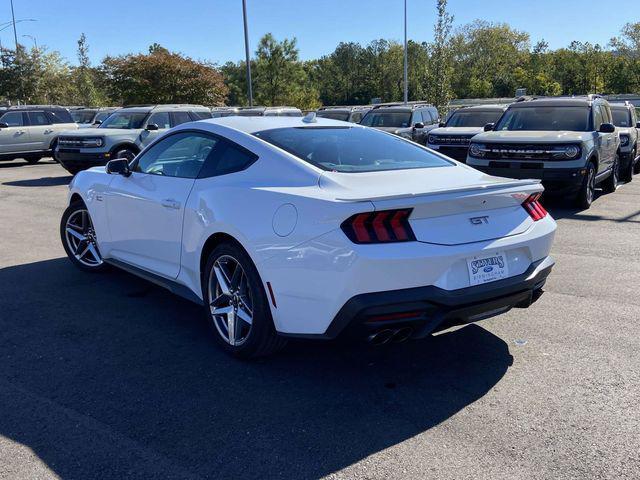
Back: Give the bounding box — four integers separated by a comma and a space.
7, 104, 68, 110
371, 101, 434, 110
318, 105, 373, 111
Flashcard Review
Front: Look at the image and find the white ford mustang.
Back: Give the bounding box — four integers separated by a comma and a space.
61, 115, 556, 358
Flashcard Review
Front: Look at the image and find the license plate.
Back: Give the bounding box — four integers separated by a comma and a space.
466, 252, 509, 286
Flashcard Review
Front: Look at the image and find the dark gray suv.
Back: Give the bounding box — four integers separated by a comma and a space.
360, 102, 440, 145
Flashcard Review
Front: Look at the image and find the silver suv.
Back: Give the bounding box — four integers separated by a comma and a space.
360, 102, 440, 145
610, 102, 639, 180
70, 107, 120, 128
56, 104, 212, 174
427, 104, 508, 162
0, 105, 78, 164
467, 95, 620, 209
316, 106, 372, 123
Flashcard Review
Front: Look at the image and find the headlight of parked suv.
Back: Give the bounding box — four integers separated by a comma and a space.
620, 134, 630, 147
428, 135, 438, 144
562, 145, 581, 159
81, 137, 104, 148
469, 143, 486, 158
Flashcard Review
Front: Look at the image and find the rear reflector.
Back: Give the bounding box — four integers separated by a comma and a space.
522, 192, 547, 221
341, 209, 415, 244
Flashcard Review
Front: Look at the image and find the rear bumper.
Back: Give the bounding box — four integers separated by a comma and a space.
57, 150, 111, 171
286, 256, 554, 340
472, 164, 585, 195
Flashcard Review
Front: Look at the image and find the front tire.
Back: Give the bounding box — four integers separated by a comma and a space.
203, 242, 286, 359
575, 162, 596, 209
113, 148, 137, 162
60, 201, 106, 272
602, 155, 619, 194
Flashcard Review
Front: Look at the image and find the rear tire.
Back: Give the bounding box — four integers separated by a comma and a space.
602, 155, 619, 194
622, 153, 634, 182
202, 242, 287, 359
575, 162, 596, 209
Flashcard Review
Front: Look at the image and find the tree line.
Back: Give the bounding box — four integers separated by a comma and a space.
1, 1, 639, 111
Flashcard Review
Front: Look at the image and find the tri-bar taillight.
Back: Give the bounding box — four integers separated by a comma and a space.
341, 209, 416, 244
522, 192, 548, 221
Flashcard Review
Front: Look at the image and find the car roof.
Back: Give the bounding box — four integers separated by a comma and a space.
509, 97, 596, 108
199, 115, 354, 134
119, 104, 209, 113
609, 103, 633, 110
455, 104, 508, 111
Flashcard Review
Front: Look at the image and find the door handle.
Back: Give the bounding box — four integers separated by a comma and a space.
161, 199, 181, 209
44, 129, 54, 134
16, 130, 25, 135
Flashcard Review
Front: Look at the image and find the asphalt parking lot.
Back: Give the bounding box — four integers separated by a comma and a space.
0, 158, 639, 480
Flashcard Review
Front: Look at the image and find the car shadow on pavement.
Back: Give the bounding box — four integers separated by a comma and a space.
3, 176, 73, 187
0, 258, 513, 480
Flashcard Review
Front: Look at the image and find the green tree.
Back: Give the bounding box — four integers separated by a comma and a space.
74, 33, 103, 106
101, 45, 228, 105
426, 0, 454, 109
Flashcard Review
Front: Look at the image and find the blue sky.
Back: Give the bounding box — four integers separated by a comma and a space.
3, 0, 635, 65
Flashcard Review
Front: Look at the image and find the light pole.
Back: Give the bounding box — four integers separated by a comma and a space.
403, 0, 408, 104
10, 0, 18, 51
22, 34, 36, 50
242, 0, 253, 107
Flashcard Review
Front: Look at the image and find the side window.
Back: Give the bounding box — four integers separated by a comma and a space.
171, 111, 192, 126
411, 111, 422, 126
134, 132, 218, 179
147, 112, 171, 129
191, 110, 213, 120
46, 110, 71, 124
593, 106, 604, 130
420, 111, 432, 124
431, 108, 440, 123
0, 111, 24, 127
27, 111, 51, 126
198, 140, 258, 178
350, 112, 363, 123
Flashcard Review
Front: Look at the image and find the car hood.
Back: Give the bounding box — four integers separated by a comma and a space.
318, 164, 539, 202
429, 127, 484, 136
58, 128, 141, 137
472, 130, 591, 143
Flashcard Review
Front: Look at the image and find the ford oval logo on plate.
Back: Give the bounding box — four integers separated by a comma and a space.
483, 266, 493, 273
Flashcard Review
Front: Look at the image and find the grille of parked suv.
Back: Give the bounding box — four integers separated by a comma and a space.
430, 135, 474, 145
480, 144, 580, 160
57, 137, 86, 148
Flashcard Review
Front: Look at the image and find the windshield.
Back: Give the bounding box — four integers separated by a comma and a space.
99, 112, 148, 129
254, 126, 452, 173
71, 110, 97, 124
317, 111, 350, 122
495, 106, 591, 132
611, 109, 632, 127
94, 111, 113, 123
360, 111, 411, 128
446, 110, 503, 128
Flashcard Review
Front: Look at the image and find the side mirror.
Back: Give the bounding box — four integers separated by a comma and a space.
636, 121, 640, 129
145, 123, 159, 131
439, 122, 446, 127
484, 123, 495, 132
0, 122, 9, 129
598, 123, 615, 134
106, 158, 131, 177
93, 120, 102, 126
413, 122, 425, 130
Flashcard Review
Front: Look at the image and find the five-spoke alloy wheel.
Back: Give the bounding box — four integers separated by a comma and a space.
203, 242, 286, 358
60, 201, 105, 271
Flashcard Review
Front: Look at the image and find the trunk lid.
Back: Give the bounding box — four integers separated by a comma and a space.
320, 166, 542, 245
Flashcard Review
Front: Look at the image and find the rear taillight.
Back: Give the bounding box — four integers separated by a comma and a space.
341, 209, 416, 244
522, 192, 547, 221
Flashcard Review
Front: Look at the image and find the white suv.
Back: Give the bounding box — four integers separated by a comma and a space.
0, 106, 78, 164
56, 104, 212, 174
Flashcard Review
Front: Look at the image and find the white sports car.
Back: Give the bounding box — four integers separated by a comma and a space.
61, 115, 556, 358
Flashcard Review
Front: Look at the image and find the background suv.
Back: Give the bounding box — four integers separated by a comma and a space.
0, 105, 77, 164
360, 102, 440, 144
70, 107, 120, 128
427, 104, 508, 162
467, 95, 619, 208
316, 105, 372, 123
56, 104, 212, 174
610, 102, 639, 180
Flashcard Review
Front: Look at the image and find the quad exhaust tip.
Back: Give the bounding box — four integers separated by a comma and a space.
367, 327, 414, 345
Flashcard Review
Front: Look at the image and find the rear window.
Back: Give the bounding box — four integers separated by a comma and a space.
360, 111, 411, 128
446, 110, 504, 128
71, 110, 97, 123
254, 126, 452, 173
317, 111, 350, 122
495, 106, 591, 132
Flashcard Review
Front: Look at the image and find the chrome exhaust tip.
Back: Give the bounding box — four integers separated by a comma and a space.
392, 327, 414, 343
367, 329, 394, 346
